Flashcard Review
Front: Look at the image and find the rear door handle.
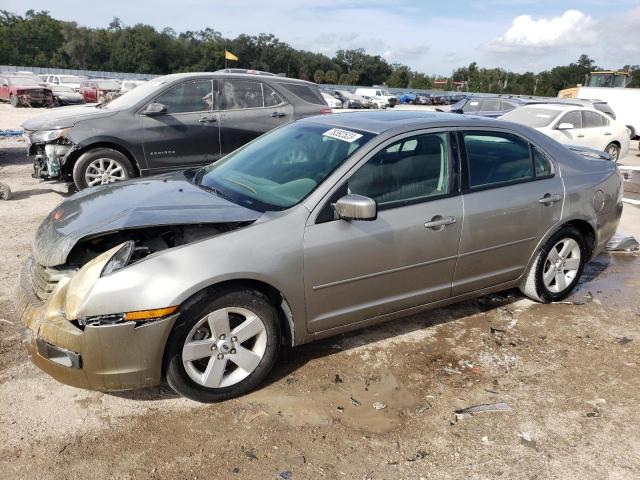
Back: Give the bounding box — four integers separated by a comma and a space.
424, 215, 456, 230
538, 193, 562, 205
604, 132, 612, 136
271, 111, 286, 118
199, 116, 217, 123
576, 134, 585, 138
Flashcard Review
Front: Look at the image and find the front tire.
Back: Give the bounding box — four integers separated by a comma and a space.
605, 143, 620, 162
165, 288, 281, 403
72, 148, 135, 190
9, 94, 19, 108
520, 226, 587, 302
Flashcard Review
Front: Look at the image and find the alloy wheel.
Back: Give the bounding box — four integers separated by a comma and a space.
182, 307, 267, 388
85, 158, 128, 186
606, 145, 619, 161
542, 238, 581, 293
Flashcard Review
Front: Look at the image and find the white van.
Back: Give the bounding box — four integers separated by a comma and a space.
355, 87, 398, 107
565, 87, 640, 139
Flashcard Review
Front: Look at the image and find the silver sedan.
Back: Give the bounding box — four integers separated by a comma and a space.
18, 111, 623, 402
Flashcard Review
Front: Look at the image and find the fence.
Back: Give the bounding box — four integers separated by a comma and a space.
0, 65, 159, 80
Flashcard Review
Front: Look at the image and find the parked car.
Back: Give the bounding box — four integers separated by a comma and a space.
18, 111, 623, 402
448, 96, 532, 117
321, 92, 342, 108
398, 92, 432, 105
79, 79, 121, 103
43, 74, 85, 92
0, 74, 52, 107
50, 85, 86, 107
105, 80, 148, 102
501, 104, 630, 161
333, 90, 371, 109
355, 87, 398, 107
22, 72, 332, 189
361, 95, 387, 109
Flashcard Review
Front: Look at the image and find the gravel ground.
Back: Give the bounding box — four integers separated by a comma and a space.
1, 104, 640, 480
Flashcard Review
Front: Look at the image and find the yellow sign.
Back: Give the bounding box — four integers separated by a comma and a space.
224, 50, 238, 61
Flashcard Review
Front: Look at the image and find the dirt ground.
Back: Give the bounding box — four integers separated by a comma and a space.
1, 104, 640, 480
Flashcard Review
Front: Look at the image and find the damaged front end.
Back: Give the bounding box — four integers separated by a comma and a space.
25, 128, 78, 181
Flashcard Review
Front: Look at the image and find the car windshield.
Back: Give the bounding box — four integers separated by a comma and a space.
52, 85, 73, 92
501, 107, 560, 127
102, 79, 167, 109
59, 75, 83, 84
193, 122, 374, 212
8, 77, 40, 86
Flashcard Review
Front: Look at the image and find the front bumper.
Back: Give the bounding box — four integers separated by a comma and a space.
17, 258, 178, 391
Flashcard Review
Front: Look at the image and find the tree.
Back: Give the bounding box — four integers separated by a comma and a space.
313, 69, 324, 84
324, 69, 338, 84
386, 63, 411, 88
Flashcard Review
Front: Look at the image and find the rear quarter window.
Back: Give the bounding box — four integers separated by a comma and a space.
277, 83, 325, 105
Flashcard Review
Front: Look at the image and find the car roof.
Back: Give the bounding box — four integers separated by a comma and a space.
150, 71, 316, 86
299, 110, 510, 134
516, 103, 592, 112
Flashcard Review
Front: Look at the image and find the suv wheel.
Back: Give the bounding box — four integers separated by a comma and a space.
520, 226, 587, 303
165, 289, 281, 403
9, 94, 19, 108
72, 148, 135, 190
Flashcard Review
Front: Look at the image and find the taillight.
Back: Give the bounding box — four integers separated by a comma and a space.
320, 108, 332, 115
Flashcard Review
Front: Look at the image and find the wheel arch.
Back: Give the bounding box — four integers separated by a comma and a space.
63, 141, 141, 177
171, 279, 296, 348
521, 217, 597, 282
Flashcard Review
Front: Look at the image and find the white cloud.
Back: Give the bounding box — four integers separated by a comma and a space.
486, 10, 596, 51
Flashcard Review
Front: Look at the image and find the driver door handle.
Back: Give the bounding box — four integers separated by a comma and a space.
576, 134, 584, 138
271, 111, 286, 118
199, 115, 217, 123
424, 216, 456, 230
604, 132, 612, 136
538, 193, 562, 205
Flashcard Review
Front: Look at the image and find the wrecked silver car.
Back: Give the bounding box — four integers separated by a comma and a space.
18, 111, 623, 402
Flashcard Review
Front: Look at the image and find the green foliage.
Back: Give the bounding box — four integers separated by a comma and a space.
0, 11, 631, 96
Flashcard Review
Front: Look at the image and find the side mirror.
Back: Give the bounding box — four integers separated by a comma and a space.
334, 194, 377, 221
450, 108, 463, 114
142, 102, 167, 116
557, 122, 574, 130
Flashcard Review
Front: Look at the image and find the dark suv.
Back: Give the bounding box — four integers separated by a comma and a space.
23, 72, 331, 189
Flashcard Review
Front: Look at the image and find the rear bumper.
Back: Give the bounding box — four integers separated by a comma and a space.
17, 258, 178, 391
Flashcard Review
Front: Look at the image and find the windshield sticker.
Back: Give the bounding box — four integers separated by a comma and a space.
323, 128, 363, 143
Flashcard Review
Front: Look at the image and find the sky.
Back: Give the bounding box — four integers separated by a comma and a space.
3, 0, 640, 75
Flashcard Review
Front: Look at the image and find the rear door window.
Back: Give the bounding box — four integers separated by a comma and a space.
263, 84, 285, 107
220, 79, 263, 109
155, 79, 214, 114
278, 83, 325, 105
463, 131, 533, 188
582, 111, 605, 128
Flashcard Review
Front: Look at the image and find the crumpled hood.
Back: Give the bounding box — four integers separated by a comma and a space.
22, 104, 118, 131
33, 172, 262, 267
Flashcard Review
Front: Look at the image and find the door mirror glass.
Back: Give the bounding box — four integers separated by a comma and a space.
142, 102, 167, 115
557, 122, 574, 130
334, 194, 377, 221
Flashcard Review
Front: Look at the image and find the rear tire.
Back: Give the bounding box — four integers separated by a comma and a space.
9, 94, 19, 108
72, 148, 135, 190
605, 143, 620, 162
520, 226, 587, 303
165, 288, 281, 403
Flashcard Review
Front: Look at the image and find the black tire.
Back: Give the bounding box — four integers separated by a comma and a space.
9, 94, 19, 108
165, 288, 281, 403
0, 182, 11, 200
520, 226, 588, 303
72, 148, 135, 190
605, 143, 620, 162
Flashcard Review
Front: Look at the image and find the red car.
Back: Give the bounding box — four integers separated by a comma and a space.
0, 75, 52, 108
79, 79, 121, 103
